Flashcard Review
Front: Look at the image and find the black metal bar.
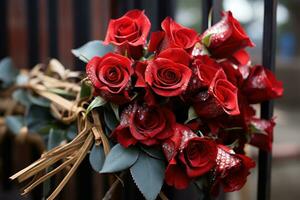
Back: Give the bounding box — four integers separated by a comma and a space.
73, 0, 91, 70
48, 0, 58, 59
257, 1, 277, 200
0, 0, 7, 59
27, 0, 39, 66
202, 0, 213, 31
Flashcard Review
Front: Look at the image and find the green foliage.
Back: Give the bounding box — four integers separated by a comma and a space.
71, 40, 114, 63
0, 57, 19, 88
101, 144, 139, 173
47, 128, 66, 150
89, 144, 105, 172
130, 152, 165, 200
5, 116, 25, 135
86, 96, 106, 116
185, 106, 198, 124
80, 81, 92, 99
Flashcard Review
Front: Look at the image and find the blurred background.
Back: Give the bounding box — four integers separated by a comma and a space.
0, 0, 299, 199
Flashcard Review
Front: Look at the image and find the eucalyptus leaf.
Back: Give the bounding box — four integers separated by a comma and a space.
185, 106, 198, 124
110, 103, 120, 121
130, 152, 165, 200
12, 89, 31, 108
103, 106, 119, 131
66, 123, 77, 140
140, 146, 165, 160
89, 144, 105, 172
0, 57, 19, 88
100, 144, 139, 173
27, 93, 50, 107
47, 128, 66, 150
5, 116, 24, 135
86, 96, 106, 116
71, 40, 114, 63
26, 105, 55, 134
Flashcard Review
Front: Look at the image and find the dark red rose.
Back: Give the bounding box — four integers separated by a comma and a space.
163, 124, 218, 189
219, 60, 246, 87
248, 118, 275, 151
211, 145, 255, 194
242, 65, 283, 103
193, 70, 240, 117
112, 103, 176, 147
201, 11, 255, 59
145, 48, 192, 96
104, 10, 151, 58
148, 17, 198, 53
86, 53, 133, 104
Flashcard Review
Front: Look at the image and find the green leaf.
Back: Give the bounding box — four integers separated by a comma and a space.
0, 57, 19, 88
89, 144, 105, 172
80, 81, 92, 99
66, 123, 77, 140
71, 40, 114, 63
130, 152, 165, 200
103, 106, 119, 131
110, 103, 120, 121
86, 96, 106, 116
140, 146, 165, 160
26, 105, 55, 134
5, 116, 24, 135
185, 106, 198, 124
27, 93, 50, 107
101, 144, 139, 173
12, 89, 31, 108
201, 33, 213, 47
47, 88, 76, 98
47, 128, 66, 150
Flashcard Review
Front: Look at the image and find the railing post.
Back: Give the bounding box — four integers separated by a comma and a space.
257, 1, 277, 200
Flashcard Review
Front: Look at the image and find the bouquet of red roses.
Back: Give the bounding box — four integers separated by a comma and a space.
9, 9, 283, 200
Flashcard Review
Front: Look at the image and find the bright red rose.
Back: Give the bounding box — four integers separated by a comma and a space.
212, 145, 255, 193
112, 103, 176, 147
201, 11, 255, 59
163, 124, 218, 189
104, 10, 151, 58
193, 70, 240, 117
242, 65, 283, 103
148, 17, 198, 53
145, 48, 192, 97
248, 118, 275, 151
86, 53, 133, 104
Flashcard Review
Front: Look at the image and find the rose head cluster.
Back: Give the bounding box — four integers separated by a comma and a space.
86, 10, 283, 193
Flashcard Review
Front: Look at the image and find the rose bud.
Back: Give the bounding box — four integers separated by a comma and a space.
242, 65, 283, 103
148, 17, 198, 53
163, 124, 218, 189
112, 103, 176, 147
193, 70, 240, 118
145, 48, 192, 97
86, 53, 133, 104
104, 10, 151, 59
200, 11, 255, 59
248, 117, 275, 151
211, 145, 255, 193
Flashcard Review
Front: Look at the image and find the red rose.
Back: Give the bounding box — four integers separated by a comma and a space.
212, 145, 255, 193
242, 65, 283, 103
148, 17, 198, 53
112, 103, 176, 147
86, 53, 133, 104
145, 48, 192, 97
163, 124, 218, 189
248, 118, 275, 151
104, 10, 151, 58
201, 11, 255, 58
193, 70, 240, 117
